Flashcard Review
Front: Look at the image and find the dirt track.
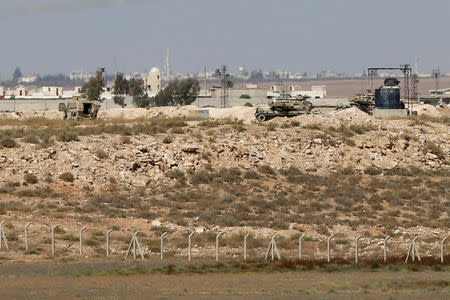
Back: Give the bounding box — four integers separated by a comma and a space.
0, 264, 448, 299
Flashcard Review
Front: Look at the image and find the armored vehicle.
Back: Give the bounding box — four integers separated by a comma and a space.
254, 95, 314, 122
59, 96, 102, 120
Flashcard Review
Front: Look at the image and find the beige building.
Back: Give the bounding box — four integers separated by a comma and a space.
0, 86, 4, 99
15, 85, 28, 97
142, 67, 161, 95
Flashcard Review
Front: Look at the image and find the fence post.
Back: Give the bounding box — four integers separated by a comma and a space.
51, 225, 59, 255
188, 232, 195, 261
106, 228, 113, 257
79, 226, 87, 256
405, 235, 420, 263
0, 220, 8, 250
125, 231, 144, 260
441, 237, 448, 264
327, 235, 334, 263
160, 232, 168, 260
298, 233, 305, 260
244, 233, 250, 260
384, 236, 391, 263
265, 234, 280, 261
25, 222, 32, 251
355, 235, 361, 264
216, 232, 224, 262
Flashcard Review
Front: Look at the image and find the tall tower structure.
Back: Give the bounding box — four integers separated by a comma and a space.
164, 48, 171, 81
216, 65, 230, 108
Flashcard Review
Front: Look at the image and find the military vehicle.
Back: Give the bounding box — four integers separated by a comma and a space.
348, 92, 375, 114
254, 95, 314, 121
59, 96, 102, 120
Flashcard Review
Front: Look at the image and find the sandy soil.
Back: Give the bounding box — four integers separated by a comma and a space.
0, 263, 447, 299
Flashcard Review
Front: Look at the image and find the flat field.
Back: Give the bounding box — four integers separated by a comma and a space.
0, 260, 448, 299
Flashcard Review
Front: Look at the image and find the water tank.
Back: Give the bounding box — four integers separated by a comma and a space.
375, 78, 402, 109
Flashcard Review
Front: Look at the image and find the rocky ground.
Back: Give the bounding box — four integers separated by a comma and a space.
0, 104, 448, 262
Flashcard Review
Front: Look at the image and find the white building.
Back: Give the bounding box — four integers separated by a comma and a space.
267, 85, 326, 99
142, 67, 161, 96
18, 75, 37, 83
42, 86, 63, 97
69, 70, 93, 81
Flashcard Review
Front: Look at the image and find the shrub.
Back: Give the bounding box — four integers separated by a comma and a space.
59, 129, 79, 142
166, 169, 185, 181
120, 136, 131, 144
190, 170, 213, 185
95, 149, 108, 159
22, 135, 40, 144
24, 173, 38, 184
422, 140, 445, 160
59, 172, 75, 183
244, 102, 253, 107
163, 136, 173, 144
364, 166, 382, 175
1, 137, 18, 148
258, 165, 276, 176
240, 94, 251, 99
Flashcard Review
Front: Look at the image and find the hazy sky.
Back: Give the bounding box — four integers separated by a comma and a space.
1, 0, 449, 76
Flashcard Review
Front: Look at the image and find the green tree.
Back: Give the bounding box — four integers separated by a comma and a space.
81, 70, 104, 101
152, 78, 200, 107
113, 73, 129, 108
12, 67, 23, 84
129, 78, 150, 107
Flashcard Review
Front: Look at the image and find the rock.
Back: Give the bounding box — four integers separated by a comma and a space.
195, 226, 206, 233
151, 220, 162, 227
313, 138, 322, 145
371, 153, 397, 170
132, 175, 149, 187
181, 145, 199, 153
252, 147, 264, 159
425, 152, 438, 160
71, 162, 79, 168
394, 228, 402, 235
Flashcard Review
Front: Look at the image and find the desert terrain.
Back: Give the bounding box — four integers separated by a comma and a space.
0, 104, 448, 298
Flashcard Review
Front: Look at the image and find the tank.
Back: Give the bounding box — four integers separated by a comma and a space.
59, 96, 102, 120
254, 95, 313, 121
375, 77, 403, 109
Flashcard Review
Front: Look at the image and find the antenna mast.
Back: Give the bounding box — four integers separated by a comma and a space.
216, 65, 230, 108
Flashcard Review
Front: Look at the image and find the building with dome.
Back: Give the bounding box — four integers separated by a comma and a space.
142, 67, 161, 96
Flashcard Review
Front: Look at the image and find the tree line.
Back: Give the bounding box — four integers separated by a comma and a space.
112, 73, 200, 108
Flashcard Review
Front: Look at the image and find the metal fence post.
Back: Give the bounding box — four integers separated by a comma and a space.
125, 231, 144, 260
441, 237, 448, 264
161, 232, 168, 260
298, 233, 305, 260
405, 235, 420, 263
327, 235, 334, 263
188, 232, 195, 261
79, 226, 87, 255
0, 220, 8, 250
355, 235, 361, 264
384, 236, 391, 263
106, 228, 113, 257
25, 222, 32, 251
244, 233, 250, 260
51, 225, 59, 255
265, 234, 280, 261
216, 232, 224, 262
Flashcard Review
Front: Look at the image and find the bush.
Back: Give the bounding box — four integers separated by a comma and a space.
1, 137, 18, 148
24, 173, 38, 184
244, 102, 253, 107
163, 136, 173, 144
258, 165, 276, 176
364, 166, 382, 175
59, 129, 79, 142
22, 135, 40, 144
59, 172, 75, 183
95, 149, 108, 159
240, 94, 251, 99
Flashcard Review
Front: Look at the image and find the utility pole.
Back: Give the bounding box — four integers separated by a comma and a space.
432, 69, 440, 92
216, 65, 230, 108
